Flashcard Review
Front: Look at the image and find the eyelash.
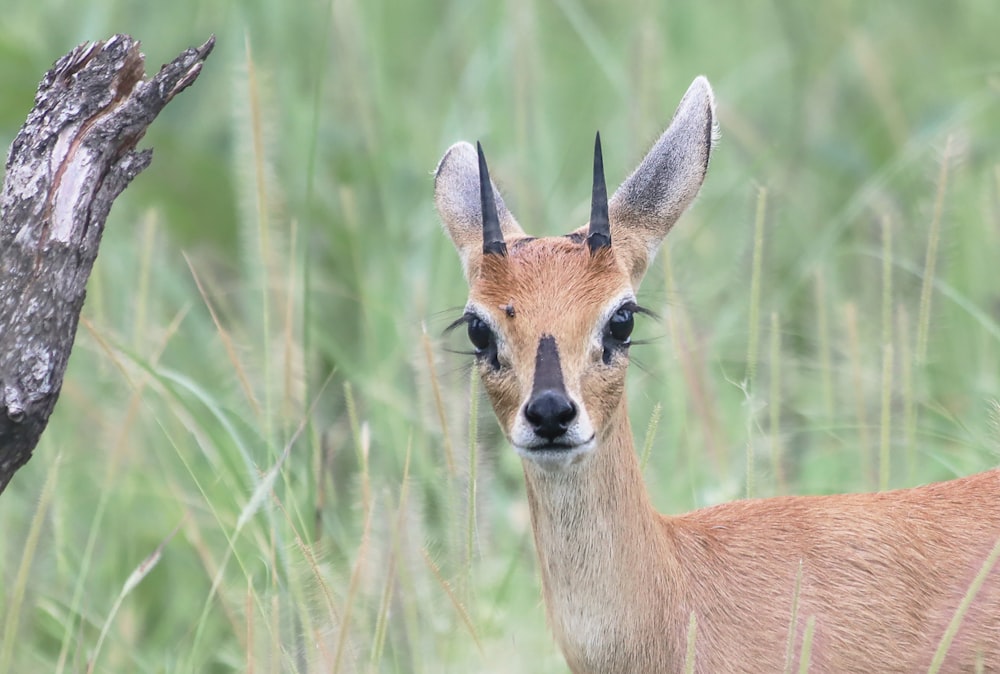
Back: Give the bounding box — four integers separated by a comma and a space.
446, 302, 654, 366
447, 313, 501, 369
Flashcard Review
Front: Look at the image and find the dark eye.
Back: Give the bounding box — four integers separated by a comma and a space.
602, 305, 637, 365
608, 307, 634, 342
467, 316, 492, 352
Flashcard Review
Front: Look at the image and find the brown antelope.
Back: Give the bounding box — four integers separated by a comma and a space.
433, 77, 1000, 673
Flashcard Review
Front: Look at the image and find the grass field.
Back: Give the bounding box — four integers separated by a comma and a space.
1, 0, 999, 671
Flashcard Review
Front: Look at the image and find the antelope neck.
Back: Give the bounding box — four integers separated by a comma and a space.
521, 400, 669, 608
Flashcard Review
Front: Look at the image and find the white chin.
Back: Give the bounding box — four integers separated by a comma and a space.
513, 437, 596, 469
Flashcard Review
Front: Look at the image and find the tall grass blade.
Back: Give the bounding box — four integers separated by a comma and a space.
184, 253, 262, 418
245, 579, 254, 674
782, 560, 804, 674
370, 437, 412, 666
898, 306, 916, 482
640, 402, 661, 471
879, 343, 893, 491
814, 269, 835, 423
132, 211, 157, 350
684, 611, 697, 674
743, 187, 769, 498
879, 214, 894, 491
770, 312, 784, 491
281, 218, 298, 426
1, 457, 60, 673
332, 503, 375, 674
798, 616, 816, 674
466, 368, 480, 586
244, 33, 274, 437
916, 135, 954, 364
927, 534, 1000, 673
745, 186, 768, 388
550, 0, 626, 93
662, 247, 723, 473
343, 381, 371, 512
422, 548, 483, 655
881, 214, 893, 348
56, 315, 188, 673
86, 521, 183, 674
422, 323, 456, 476
844, 302, 872, 487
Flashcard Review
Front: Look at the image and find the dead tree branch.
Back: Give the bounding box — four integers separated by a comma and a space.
0, 34, 215, 494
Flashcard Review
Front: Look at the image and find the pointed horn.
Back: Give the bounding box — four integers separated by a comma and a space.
477, 141, 507, 256
587, 131, 611, 254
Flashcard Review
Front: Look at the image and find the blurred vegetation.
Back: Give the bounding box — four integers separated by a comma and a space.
1, 0, 998, 671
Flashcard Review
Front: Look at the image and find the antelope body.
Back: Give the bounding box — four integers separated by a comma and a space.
433, 77, 1000, 673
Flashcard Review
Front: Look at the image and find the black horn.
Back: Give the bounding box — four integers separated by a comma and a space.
586, 131, 611, 254
477, 141, 507, 256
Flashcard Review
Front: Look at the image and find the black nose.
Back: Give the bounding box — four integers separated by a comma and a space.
524, 389, 577, 440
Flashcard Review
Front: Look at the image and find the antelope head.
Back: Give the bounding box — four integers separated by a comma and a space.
435, 77, 716, 472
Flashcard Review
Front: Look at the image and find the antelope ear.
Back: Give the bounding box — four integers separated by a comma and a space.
434, 141, 524, 282
609, 76, 717, 286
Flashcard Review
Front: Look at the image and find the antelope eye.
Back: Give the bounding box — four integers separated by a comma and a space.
608, 307, 634, 342
467, 316, 492, 352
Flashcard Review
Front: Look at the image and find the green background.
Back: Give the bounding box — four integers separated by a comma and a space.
1, 1, 998, 671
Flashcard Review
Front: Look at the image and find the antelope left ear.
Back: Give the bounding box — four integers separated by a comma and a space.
434, 141, 525, 282
608, 76, 717, 286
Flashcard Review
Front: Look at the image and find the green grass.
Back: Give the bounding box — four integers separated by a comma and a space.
2, 0, 1000, 671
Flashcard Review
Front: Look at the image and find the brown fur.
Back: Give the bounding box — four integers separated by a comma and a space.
469, 237, 1000, 673
434, 77, 1000, 673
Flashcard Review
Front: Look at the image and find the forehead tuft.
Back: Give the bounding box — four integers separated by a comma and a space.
473, 238, 627, 321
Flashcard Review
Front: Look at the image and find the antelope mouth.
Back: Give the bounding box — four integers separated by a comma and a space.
513, 436, 596, 467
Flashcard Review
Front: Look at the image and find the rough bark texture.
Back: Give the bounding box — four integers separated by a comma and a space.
0, 34, 215, 494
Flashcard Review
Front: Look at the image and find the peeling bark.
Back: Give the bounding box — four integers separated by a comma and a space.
0, 34, 215, 494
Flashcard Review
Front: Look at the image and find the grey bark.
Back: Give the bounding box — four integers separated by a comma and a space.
0, 34, 215, 494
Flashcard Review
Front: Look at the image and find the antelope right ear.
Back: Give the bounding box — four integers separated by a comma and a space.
434, 141, 525, 282
609, 76, 717, 286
